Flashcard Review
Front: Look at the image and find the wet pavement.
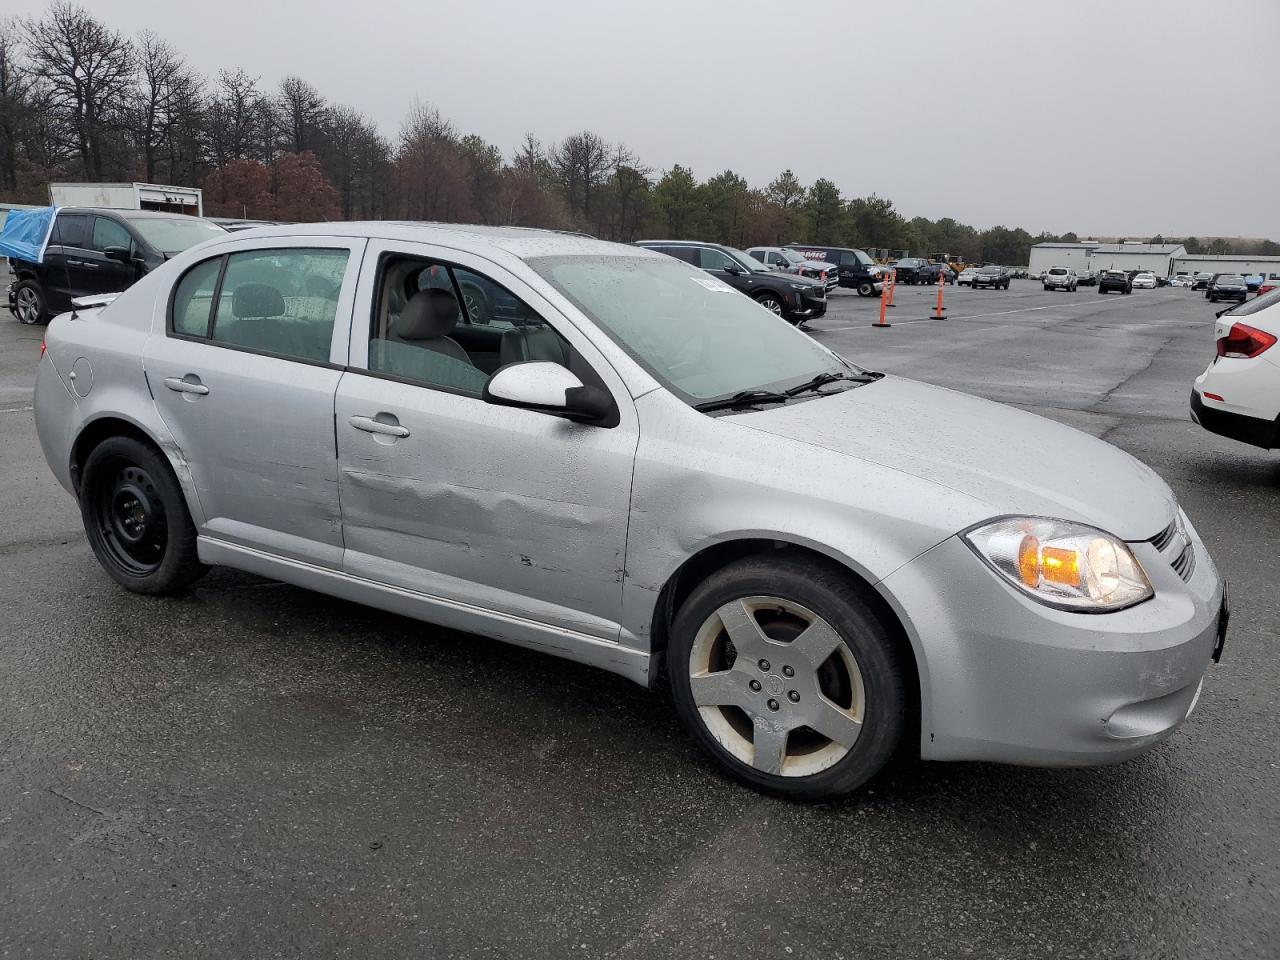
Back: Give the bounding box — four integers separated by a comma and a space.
1, 283, 1277, 958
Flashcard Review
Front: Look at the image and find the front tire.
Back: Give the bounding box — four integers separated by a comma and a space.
857, 281, 874, 297
13, 280, 47, 325
80, 436, 208, 595
668, 556, 907, 801
755, 293, 784, 317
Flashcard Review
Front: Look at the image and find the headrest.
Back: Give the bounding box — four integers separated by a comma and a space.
397, 288, 461, 340
231, 282, 285, 319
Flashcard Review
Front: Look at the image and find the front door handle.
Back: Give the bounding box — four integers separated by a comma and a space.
349, 414, 410, 438
163, 375, 209, 396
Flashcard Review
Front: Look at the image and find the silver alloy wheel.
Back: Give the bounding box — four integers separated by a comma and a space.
15, 287, 40, 325
688, 596, 865, 778
759, 297, 783, 316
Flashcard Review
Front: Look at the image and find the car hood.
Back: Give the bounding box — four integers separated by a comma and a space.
732, 376, 1175, 540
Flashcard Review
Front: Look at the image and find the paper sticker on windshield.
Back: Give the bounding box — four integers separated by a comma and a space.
691, 276, 735, 293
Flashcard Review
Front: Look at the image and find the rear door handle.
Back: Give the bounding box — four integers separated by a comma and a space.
163, 376, 209, 396
349, 415, 410, 438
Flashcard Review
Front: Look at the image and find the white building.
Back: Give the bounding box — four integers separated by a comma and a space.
1029, 242, 1186, 278
1172, 254, 1280, 279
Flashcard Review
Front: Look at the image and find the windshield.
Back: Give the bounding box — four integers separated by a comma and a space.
1220, 275, 1244, 283
780, 250, 806, 265
126, 216, 225, 255
528, 255, 851, 403
979, 266, 1001, 274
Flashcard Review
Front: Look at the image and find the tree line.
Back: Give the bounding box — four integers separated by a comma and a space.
2, 3, 1276, 263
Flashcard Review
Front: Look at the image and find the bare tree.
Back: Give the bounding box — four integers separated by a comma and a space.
324, 104, 388, 219
134, 30, 189, 182
277, 75, 327, 155
548, 130, 610, 222
22, 1, 135, 181
205, 68, 267, 166
0, 18, 30, 192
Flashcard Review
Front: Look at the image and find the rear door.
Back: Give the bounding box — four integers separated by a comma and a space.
41, 212, 91, 311
148, 237, 365, 569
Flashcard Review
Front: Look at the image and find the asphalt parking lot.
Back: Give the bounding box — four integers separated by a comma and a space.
1, 282, 1277, 959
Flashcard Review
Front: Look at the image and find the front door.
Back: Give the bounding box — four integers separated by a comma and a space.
83, 215, 139, 296
334, 241, 637, 639
148, 238, 365, 569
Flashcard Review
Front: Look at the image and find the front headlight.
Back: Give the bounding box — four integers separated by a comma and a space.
962, 517, 1153, 611
789, 282, 809, 291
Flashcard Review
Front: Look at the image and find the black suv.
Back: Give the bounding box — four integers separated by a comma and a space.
892, 257, 931, 284
971, 265, 1011, 289
783, 245, 885, 297
917, 262, 956, 285
1098, 270, 1132, 295
635, 240, 827, 324
7, 207, 225, 324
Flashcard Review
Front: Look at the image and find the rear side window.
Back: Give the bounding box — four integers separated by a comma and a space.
212, 250, 348, 362
52, 213, 88, 248
169, 248, 349, 364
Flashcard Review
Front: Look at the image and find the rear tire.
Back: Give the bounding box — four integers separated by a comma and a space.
79, 436, 208, 595
668, 556, 907, 801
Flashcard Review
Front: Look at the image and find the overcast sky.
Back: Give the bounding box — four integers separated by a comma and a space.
5, 0, 1277, 238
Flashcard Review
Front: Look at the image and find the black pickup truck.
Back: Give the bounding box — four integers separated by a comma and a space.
783, 244, 885, 297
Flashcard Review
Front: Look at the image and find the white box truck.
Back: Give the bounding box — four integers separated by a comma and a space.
48, 182, 203, 216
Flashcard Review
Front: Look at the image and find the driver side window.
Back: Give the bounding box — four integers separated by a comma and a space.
698, 249, 736, 271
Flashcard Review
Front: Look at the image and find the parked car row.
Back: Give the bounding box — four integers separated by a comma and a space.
637, 241, 828, 325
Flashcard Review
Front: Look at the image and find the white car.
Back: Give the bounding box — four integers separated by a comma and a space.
957, 267, 978, 286
1042, 267, 1077, 291
1132, 272, 1157, 289
1191, 289, 1280, 449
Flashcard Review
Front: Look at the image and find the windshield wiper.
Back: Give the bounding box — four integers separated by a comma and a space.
694, 389, 791, 413
784, 370, 882, 397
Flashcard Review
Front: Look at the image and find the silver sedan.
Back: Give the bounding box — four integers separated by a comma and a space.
33, 223, 1228, 800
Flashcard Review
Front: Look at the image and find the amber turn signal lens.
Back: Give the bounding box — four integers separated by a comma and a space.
1041, 546, 1081, 587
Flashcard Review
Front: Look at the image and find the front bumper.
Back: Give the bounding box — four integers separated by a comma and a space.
786, 290, 827, 319
1211, 290, 1247, 301
880, 525, 1223, 766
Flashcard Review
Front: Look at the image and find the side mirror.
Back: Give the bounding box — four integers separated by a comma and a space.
721, 264, 742, 276
482, 361, 613, 424
103, 246, 132, 263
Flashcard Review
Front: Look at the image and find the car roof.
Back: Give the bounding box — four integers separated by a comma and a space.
58, 207, 208, 221
229, 221, 664, 261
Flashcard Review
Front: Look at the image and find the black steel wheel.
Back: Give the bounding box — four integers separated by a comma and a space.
80, 436, 207, 594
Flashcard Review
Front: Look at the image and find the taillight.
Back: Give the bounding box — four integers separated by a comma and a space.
1217, 322, 1277, 359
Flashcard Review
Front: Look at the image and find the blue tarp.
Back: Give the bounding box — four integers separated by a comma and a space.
0, 206, 56, 263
